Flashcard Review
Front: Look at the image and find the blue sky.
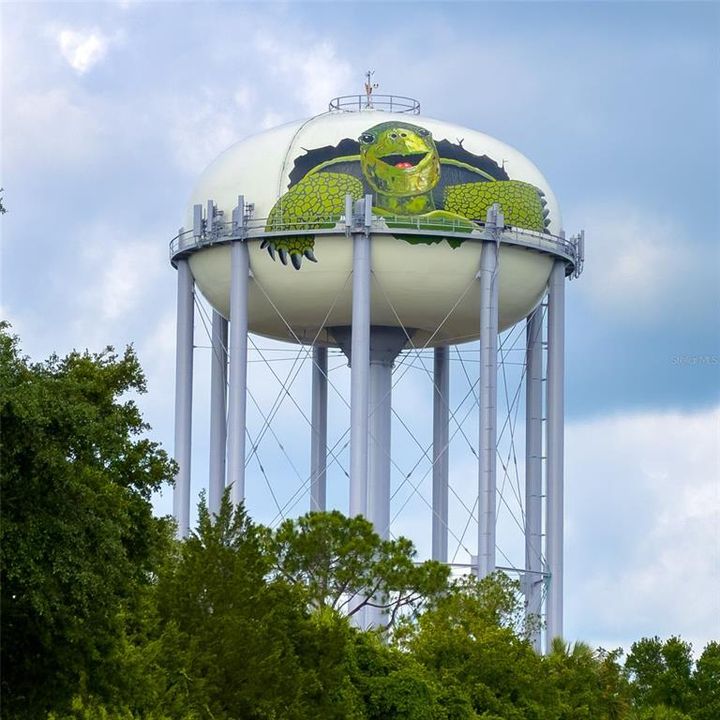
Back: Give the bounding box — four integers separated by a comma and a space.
2, 1, 719, 653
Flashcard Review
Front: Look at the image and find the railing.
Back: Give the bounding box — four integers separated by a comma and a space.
169, 211, 582, 276
328, 94, 421, 114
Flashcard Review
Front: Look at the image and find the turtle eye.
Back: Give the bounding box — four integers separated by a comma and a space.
360, 133, 375, 144
417, 127, 430, 138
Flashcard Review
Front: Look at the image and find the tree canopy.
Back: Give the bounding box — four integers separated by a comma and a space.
270, 510, 449, 627
2, 326, 718, 720
0, 326, 176, 716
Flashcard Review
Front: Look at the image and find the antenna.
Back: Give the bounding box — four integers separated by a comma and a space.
364, 70, 379, 108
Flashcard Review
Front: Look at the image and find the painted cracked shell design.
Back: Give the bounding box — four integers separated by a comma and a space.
263, 120, 550, 269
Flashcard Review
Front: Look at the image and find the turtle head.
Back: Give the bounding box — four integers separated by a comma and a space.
359, 122, 440, 197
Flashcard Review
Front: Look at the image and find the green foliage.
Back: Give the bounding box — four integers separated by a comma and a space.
271, 510, 450, 629
546, 638, 630, 719
691, 641, 720, 720
625, 637, 720, 720
152, 493, 363, 719
349, 633, 445, 720
399, 573, 548, 719
626, 636, 694, 712
0, 325, 176, 717
46, 695, 184, 720
4, 327, 719, 720
631, 709, 692, 720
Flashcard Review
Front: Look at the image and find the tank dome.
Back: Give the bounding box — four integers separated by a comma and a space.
178, 108, 568, 347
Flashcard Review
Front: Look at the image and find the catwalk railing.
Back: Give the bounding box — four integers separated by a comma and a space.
328, 94, 421, 114
169, 213, 583, 277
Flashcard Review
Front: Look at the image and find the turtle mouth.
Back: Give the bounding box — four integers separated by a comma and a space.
379, 152, 428, 170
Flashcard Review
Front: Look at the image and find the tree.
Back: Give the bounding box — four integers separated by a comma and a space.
546, 638, 630, 720
399, 573, 549, 719
270, 510, 450, 629
0, 326, 176, 717
153, 494, 363, 719
626, 636, 694, 714
348, 632, 451, 720
690, 641, 720, 720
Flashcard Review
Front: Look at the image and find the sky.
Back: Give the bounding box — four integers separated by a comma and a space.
2, 1, 719, 654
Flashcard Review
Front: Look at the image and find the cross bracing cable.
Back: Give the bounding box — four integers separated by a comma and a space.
194, 253, 549, 574
389, 375, 480, 504
244, 334, 351, 479
267, 401, 353, 526
237, 272, 355, 484
268, 429, 352, 526
198, 289, 310, 470
196, 300, 292, 514
193, 295, 288, 520
493, 303, 549, 568
251, 272, 354, 413
451, 496, 478, 564
403, 320, 540, 569
237, 272, 354, 472
381, 369, 483, 551
388, 374, 479, 506
497, 325, 529, 518
368, 270, 540, 562
373, 271, 479, 396
495, 322, 542, 560
252, 269, 473, 533
387, 383, 481, 549
245, 418, 286, 522
372, 273, 483, 458
194, 295, 347, 523
445, 333, 527, 566
368, 273, 483, 543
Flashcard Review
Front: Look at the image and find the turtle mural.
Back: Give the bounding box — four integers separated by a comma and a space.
262, 121, 549, 269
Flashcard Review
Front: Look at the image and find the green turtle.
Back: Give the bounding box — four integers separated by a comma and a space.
262, 121, 548, 269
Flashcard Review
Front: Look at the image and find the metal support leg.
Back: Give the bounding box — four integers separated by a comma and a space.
477, 211, 500, 578
366, 327, 406, 540
209, 310, 228, 516
310, 346, 328, 512
349, 228, 370, 518
546, 260, 565, 650
227, 240, 249, 505
368, 359, 392, 539
366, 327, 406, 628
432, 346, 450, 563
525, 307, 544, 651
173, 259, 194, 538
366, 358, 392, 631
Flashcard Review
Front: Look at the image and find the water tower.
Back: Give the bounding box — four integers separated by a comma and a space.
169, 88, 584, 651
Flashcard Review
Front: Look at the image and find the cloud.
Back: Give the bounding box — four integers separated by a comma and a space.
56, 28, 110, 74
260, 110, 287, 130
254, 35, 353, 116
79, 232, 167, 325
163, 33, 353, 175
4, 87, 105, 170
565, 406, 720, 651
386, 400, 720, 651
167, 87, 258, 174
569, 203, 697, 323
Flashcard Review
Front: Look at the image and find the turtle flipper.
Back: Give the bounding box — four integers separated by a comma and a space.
264, 172, 364, 268
444, 180, 549, 233
260, 236, 318, 269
